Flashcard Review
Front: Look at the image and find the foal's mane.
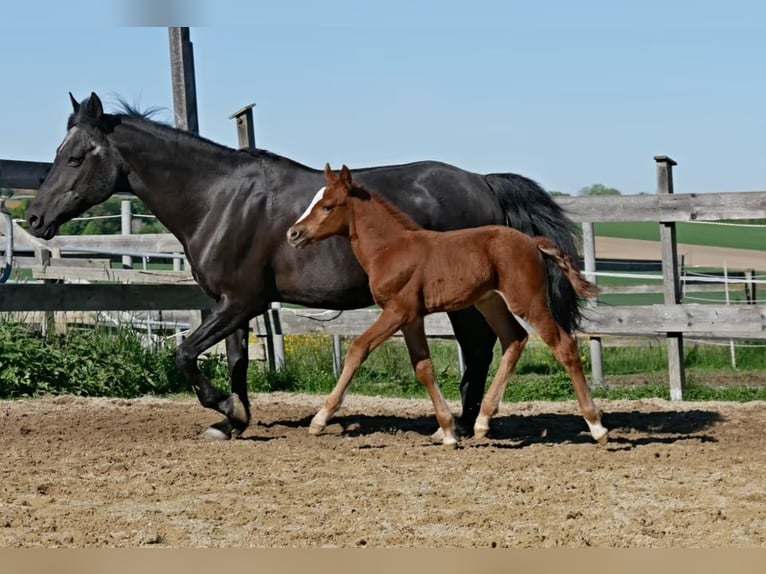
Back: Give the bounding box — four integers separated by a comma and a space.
350, 184, 422, 231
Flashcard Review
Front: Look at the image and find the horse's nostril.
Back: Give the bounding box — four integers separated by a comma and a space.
28, 214, 40, 228
288, 228, 301, 240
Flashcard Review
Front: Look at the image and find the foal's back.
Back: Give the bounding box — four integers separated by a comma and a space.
367, 224, 546, 314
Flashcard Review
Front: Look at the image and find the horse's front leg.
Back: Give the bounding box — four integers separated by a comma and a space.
175, 297, 262, 440
203, 322, 252, 441
310, 306, 406, 435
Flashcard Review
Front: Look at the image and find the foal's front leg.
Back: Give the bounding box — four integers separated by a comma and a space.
309, 306, 406, 435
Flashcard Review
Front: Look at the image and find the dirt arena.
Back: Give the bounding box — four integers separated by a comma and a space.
1, 393, 764, 547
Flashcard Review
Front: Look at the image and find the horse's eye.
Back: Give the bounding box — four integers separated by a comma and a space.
67, 157, 83, 167
322, 205, 334, 213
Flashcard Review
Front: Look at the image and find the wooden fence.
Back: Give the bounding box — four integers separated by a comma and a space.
3, 157, 766, 399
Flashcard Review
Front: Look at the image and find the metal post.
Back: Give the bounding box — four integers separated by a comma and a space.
581, 222, 603, 387
655, 155, 686, 400
168, 27, 199, 134
121, 200, 133, 269
723, 260, 736, 369
332, 335, 343, 377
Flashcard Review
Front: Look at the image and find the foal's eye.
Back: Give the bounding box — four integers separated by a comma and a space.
67, 157, 83, 167
322, 205, 334, 212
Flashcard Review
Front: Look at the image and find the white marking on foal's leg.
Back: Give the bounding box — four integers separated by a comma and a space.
474, 414, 491, 439
309, 406, 330, 435
586, 419, 609, 444
294, 186, 326, 225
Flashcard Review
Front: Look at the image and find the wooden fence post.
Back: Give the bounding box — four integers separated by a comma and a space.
744, 269, 757, 304
168, 27, 203, 339
655, 155, 686, 400
168, 27, 199, 134
581, 222, 603, 387
228, 103, 285, 370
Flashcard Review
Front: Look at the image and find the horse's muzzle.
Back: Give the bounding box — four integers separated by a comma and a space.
286, 226, 309, 248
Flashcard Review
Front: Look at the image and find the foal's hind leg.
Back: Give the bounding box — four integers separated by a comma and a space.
402, 318, 458, 447
522, 304, 608, 444
473, 293, 529, 439
310, 305, 406, 435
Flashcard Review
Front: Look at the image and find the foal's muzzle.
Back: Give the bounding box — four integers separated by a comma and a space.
286, 226, 309, 248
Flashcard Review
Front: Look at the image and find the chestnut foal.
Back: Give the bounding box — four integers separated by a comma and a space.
287, 164, 607, 447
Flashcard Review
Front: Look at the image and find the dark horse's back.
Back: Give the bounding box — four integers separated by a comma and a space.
354, 161, 583, 333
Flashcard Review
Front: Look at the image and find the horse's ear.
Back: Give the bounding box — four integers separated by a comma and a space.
69, 92, 80, 113
340, 165, 352, 187
84, 92, 103, 121
324, 162, 337, 183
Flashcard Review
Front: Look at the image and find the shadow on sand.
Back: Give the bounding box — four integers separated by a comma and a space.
260, 408, 723, 449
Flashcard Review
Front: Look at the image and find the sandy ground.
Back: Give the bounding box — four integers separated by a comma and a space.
1, 393, 764, 548
595, 237, 766, 271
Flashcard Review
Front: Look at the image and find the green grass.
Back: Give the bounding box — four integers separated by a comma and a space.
594, 221, 765, 251
244, 335, 766, 403
3, 321, 765, 403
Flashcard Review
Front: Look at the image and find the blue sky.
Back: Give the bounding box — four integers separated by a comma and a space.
2, 0, 765, 195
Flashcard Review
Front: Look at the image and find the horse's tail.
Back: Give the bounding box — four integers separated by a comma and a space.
535, 237, 599, 300
485, 173, 585, 332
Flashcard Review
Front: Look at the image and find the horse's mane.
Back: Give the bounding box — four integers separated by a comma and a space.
67, 96, 313, 170
351, 184, 422, 231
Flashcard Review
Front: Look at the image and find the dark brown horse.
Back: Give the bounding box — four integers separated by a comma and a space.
288, 165, 607, 446
27, 92, 586, 441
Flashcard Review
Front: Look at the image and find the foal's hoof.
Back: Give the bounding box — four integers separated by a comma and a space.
442, 436, 459, 449
596, 431, 609, 446
308, 422, 326, 436
473, 427, 489, 440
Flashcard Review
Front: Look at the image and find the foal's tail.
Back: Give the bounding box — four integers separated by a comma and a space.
535, 237, 599, 299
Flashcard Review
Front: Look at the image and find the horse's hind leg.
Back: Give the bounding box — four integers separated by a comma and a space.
176, 297, 259, 440
310, 305, 406, 435
402, 318, 458, 447
447, 308, 497, 433
523, 305, 608, 445
473, 293, 529, 439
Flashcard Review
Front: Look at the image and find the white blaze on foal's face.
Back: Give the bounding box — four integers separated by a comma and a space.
294, 186, 326, 226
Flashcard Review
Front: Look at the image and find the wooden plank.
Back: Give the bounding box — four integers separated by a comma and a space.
42, 233, 183, 253
29, 266, 196, 284
579, 305, 766, 337
13, 257, 111, 269
0, 159, 50, 190
599, 283, 751, 295
555, 190, 766, 223
0, 284, 213, 312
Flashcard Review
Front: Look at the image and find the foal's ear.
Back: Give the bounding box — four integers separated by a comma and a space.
69, 92, 80, 113
340, 164, 352, 187
84, 92, 104, 121
324, 162, 337, 183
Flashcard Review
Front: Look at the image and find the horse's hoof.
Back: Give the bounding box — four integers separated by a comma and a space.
431, 427, 445, 442
227, 394, 249, 427
308, 422, 326, 436
473, 427, 489, 440
596, 431, 609, 446
201, 426, 231, 441
442, 436, 459, 449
